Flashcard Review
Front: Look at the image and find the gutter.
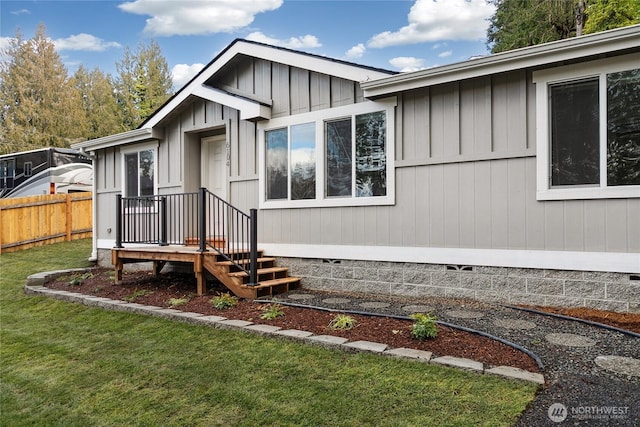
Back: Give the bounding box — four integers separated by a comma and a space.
362, 24, 640, 97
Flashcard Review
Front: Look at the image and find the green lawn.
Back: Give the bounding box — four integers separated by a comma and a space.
0, 240, 538, 426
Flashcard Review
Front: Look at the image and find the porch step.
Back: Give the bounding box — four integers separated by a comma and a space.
228, 266, 289, 280
215, 257, 276, 271
202, 253, 301, 299
244, 277, 302, 298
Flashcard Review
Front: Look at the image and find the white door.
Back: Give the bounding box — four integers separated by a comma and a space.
201, 135, 227, 199
201, 135, 227, 242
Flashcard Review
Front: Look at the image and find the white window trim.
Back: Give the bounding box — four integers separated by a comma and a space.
533, 54, 640, 200
120, 141, 159, 200
258, 98, 397, 209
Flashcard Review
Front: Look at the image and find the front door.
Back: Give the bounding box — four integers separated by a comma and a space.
201, 134, 227, 199
201, 135, 228, 243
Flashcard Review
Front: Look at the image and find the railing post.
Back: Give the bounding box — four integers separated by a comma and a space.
114, 194, 123, 248
159, 196, 168, 246
249, 208, 258, 286
199, 187, 207, 252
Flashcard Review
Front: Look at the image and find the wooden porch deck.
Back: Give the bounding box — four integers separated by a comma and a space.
112, 245, 301, 299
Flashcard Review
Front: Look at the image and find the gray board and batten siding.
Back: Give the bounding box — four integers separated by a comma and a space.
87, 44, 639, 312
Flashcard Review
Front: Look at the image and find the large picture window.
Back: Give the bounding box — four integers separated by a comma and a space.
533, 56, 640, 200
259, 99, 396, 208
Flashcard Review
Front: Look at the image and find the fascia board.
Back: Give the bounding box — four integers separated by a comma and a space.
191, 85, 271, 121
362, 25, 640, 97
232, 41, 394, 82
72, 128, 162, 152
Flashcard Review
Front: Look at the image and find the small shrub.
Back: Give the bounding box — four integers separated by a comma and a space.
260, 304, 285, 320
410, 313, 438, 340
123, 289, 153, 302
168, 297, 189, 307
328, 314, 357, 331
210, 293, 238, 310
68, 272, 93, 286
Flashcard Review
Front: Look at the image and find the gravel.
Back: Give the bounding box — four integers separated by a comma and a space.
275, 290, 640, 426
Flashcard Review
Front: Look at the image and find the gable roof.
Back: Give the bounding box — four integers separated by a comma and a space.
140, 38, 397, 128
362, 24, 640, 98
74, 39, 396, 152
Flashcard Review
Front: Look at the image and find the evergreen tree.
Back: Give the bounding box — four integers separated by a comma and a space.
487, 0, 640, 53
0, 24, 85, 154
72, 65, 124, 140
114, 40, 173, 129
584, 0, 640, 34
487, 0, 577, 53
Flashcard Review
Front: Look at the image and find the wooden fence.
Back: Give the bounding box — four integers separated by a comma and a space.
0, 193, 92, 254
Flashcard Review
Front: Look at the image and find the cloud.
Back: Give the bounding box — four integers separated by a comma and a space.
54, 33, 121, 51
438, 50, 452, 58
345, 43, 366, 59
11, 8, 30, 15
171, 63, 205, 88
389, 56, 425, 72
0, 37, 13, 64
368, 0, 495, 48
119, 0, 283, 36
245, 32, 321, 49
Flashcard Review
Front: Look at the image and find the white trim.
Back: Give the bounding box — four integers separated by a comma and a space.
533, 54, 640, 200
120, 142, 159, 198
258, 98, 396, 209
73, 128, 163, 152
259, 243, 640, 274
191, 85, 271, 121
363, 24, 640, 97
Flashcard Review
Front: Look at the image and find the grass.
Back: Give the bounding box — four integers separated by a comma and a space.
0, 239, 538, 426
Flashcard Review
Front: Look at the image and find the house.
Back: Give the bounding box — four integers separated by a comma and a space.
74, 25, 640, 312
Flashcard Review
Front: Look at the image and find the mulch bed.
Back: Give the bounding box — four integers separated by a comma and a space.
51, 268, 640, 375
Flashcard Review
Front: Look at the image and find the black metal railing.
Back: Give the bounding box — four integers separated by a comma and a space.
115, 188, 258, 285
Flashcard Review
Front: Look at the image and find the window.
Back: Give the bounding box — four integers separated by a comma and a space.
24, 162, 32, 177
0, 159, 15, 189
121, 144, 156, 199
259, 98, 395, 208
534, 55, 640, 200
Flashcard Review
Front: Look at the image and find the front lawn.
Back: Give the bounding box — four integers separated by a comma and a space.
0, 240, 538, 426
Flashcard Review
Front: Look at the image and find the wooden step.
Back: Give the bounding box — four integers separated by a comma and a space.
244, 277, 302, 297
215, 257, 276, 267
227, 266, 288, 279
251, 276, 301, 289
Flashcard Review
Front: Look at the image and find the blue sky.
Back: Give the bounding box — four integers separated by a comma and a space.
1, 0, 496, 89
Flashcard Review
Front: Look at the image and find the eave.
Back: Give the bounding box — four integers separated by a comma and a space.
72, 128, 164, 152
362, 24, 640, 98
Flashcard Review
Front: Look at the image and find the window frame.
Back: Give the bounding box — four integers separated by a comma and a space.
533, 54, 640, 200
120, 142, 158, 202
258, 98, 396, 209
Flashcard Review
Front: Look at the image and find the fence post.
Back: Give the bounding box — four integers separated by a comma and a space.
65, 194, 72, 242
115, 194, 123, 248
249, 208, 258, 286
159, 196, 168, 246
199, 187, 207, 252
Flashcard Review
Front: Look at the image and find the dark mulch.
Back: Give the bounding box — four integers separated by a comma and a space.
48, 268, 542, 372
